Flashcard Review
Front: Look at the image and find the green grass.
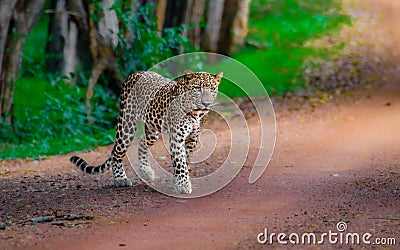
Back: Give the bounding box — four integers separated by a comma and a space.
232, 0, 351, 95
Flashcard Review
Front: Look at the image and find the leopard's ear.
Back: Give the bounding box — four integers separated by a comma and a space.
214, 72, 223, 85
184, 70, 194, 79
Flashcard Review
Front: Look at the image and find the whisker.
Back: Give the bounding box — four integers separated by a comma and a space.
209, 103, 219, 108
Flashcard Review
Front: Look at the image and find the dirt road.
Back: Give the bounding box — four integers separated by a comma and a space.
1, 0, 399, 249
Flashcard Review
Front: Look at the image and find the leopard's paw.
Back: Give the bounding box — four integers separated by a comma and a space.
139, 167, 155, 182
173, 176, 192, 194
114, 177, 133, 187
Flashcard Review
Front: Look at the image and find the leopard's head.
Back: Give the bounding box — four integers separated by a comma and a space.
180, 70, 223, 111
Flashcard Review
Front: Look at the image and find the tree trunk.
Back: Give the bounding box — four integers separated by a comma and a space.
156, 0, 167, 31
217, 0, 239, 55
0, 0, 18, 76
202, 0, 225, 53
154, 0, 249, 55
231, 0, 250, 52
0, 0, 46, 119
45, 0, 121, 109
217, 0, 250, 54
86, 0, 121, 110
163, 0, 187, 28
183, 0, 206, 50
46, 0, 90, 79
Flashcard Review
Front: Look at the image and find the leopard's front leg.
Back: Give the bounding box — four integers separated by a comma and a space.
170, 120, 193, 194
185, 123, 200, 170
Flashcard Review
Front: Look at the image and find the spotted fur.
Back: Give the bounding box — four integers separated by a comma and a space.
70, 71, 223, 194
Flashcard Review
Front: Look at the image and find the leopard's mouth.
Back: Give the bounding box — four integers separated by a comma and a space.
193, 108, 210, 111
193, 103, 219, 111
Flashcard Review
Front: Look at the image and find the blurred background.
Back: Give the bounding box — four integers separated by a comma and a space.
0, 0, 388, 159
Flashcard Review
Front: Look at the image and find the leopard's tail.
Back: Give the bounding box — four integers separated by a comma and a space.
70, 156, 112, 174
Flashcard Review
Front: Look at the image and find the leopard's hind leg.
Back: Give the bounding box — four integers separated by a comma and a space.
110, 115, 137, 187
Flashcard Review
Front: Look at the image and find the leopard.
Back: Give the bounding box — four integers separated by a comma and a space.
70, 70, 223, 194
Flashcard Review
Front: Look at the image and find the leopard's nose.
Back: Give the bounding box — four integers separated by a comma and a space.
202, 101, 212, 107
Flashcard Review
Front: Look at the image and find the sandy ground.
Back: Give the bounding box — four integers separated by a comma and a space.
1, 0, 399, 249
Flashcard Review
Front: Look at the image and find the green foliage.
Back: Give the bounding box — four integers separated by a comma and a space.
1, 2, 193, 159
0, 76, 117, 159
233, 0, 351, 95
112, 2, 193, 76
1, 0, 351, 159
0, 4, 118, 159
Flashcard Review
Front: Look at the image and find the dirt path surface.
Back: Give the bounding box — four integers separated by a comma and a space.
1, 0, 400, 249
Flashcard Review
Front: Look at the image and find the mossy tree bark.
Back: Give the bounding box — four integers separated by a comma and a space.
0, 0, 46, 121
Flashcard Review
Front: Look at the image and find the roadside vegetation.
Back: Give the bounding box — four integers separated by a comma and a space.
0, 0, 351, 159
